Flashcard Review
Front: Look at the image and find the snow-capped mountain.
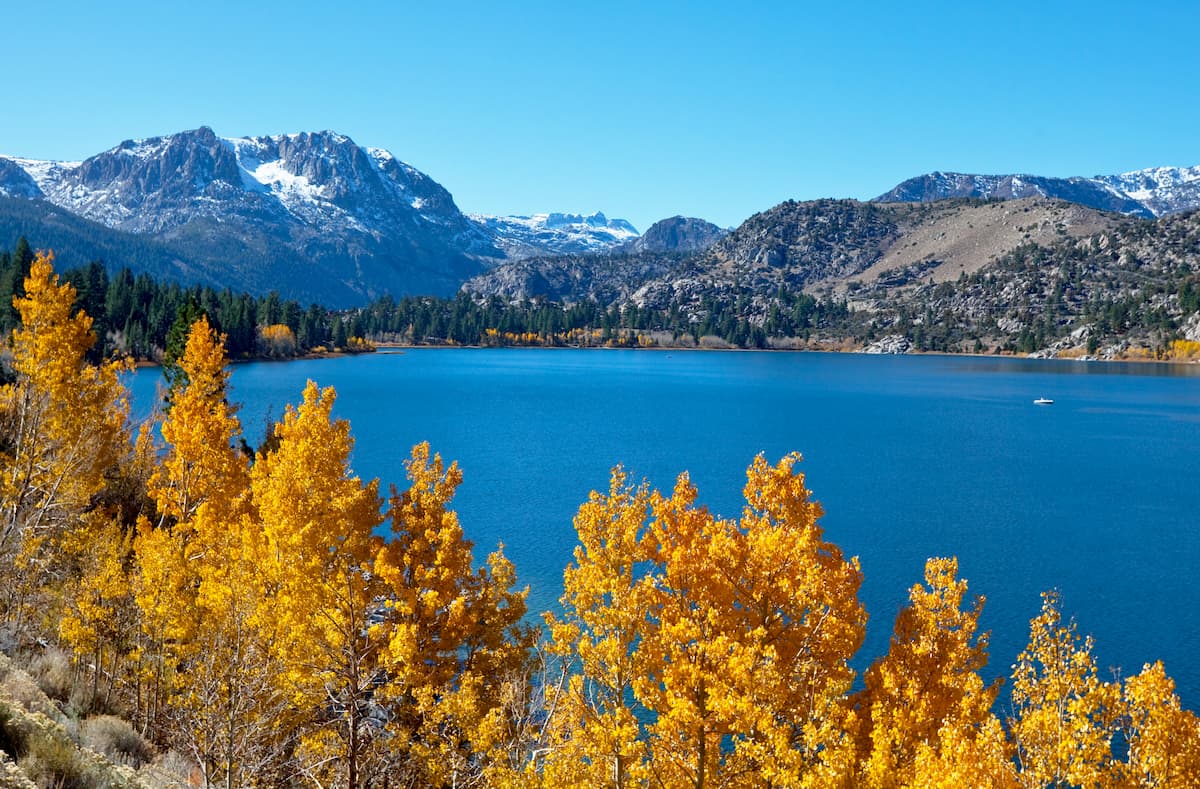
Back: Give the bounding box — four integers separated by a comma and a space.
875, 172, 1151, 216
0, 127, 501, 305
1094, 166, 1200, 217
875, 166, 1200, 218
470, 211, 639, 259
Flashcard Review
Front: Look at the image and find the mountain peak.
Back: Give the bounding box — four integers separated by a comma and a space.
0, 127, 503, 304
874, 165, 1200, 218
621, 216, 727, 254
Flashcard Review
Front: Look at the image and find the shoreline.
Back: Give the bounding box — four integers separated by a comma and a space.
370, 341, 1200, 366
128, 342, 1199, 369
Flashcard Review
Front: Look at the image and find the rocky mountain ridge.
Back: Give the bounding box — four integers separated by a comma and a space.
0, 127, 503, 305
617, 216, 727, 255
0, 128, 650, 306
465, 195, 1199, 359
468, 211, 638, 259
876, 165, 1200, 218
462, 216, 726, 303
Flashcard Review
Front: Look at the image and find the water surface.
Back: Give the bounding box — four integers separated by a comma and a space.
130, 350, 1200, 708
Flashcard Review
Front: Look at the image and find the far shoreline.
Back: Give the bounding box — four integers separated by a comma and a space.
127, 341, 1200, 371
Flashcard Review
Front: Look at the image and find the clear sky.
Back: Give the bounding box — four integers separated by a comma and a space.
3, 1, 1198, 232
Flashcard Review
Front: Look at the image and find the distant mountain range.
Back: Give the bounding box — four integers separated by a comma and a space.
469, 211, 639, 259
1, 126, 1198, 331
875, 166, 1200, 218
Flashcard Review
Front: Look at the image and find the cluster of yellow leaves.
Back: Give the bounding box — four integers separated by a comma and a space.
0, 252, 131, 637
344, 335, 375, 352
257, 322, 297, 357
544, 455, 867, 788
1166, 338, 1200, 360
479, 327, 617, 348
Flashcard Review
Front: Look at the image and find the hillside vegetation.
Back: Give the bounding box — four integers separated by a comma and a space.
461, 199, 1200, 359
1, 253, 1199, 787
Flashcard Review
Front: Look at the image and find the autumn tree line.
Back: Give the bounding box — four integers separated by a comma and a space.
1, 251, 1199, 788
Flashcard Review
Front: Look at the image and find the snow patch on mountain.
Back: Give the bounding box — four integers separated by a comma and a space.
1096, 166, 1200, 216
470, 211, 639, 259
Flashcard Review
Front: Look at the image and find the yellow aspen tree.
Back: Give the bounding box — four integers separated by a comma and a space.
130, 515, 194, 728
250, 380, 383, 789
854, 557, 1001, 788
908, 716, 1019, 789
639, 454, 867, 789
1121, 661, 1200, 787
0, 252, 130, 625
541, 468, 655, 789
147, 313, 250, 528
57, 511, 137, 706
372, 442, 534, 787
136, 314, 248, 645
1009, 591, 1121, 789
134, 315, 256, 762
174, 505, 290, 789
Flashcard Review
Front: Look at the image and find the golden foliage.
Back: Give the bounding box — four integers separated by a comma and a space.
148, 314, 249, 528
1122, 661, 1200, 787
0, 251, 131, 660
1166, 338, 1200, 361
1010, 590, 1122, 788
854, 557, 1001, 788
542, 468, 655, 788
1, 253, 130, 580
547, 455, 867, 788
257, 323, 297, 357
373, 442, 535, 786
250, 380, 383, 788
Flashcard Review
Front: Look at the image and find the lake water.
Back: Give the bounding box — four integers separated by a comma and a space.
129, 349, 1200, 709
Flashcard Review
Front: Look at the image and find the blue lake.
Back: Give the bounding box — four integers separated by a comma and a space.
129, 349, 1200, 708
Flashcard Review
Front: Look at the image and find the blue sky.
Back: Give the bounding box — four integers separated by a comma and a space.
3, 1, 1198, 231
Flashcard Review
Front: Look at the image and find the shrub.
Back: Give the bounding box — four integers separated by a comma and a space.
0, 755, 38, 789
0, 702, 29, 761
81, 716, 152, 769
18, 729, 95, 789
137, 749, 196, 788
0, 667, 60, 721
28, 649, 72, 703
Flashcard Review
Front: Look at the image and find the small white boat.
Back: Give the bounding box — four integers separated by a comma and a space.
1033, 397, 1054, 405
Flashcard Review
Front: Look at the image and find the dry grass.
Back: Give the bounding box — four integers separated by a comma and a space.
28, 648, 72, 704
816, 198, 1121, 297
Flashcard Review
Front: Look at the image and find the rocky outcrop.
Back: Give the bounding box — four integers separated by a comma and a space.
862, 334, 912, 354
1183, 311, 1200, 342
0, 159, 43, 199
620, 216, 726, 254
